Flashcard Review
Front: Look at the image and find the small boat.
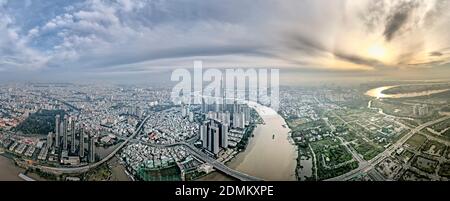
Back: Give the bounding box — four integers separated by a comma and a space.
272, 134, 275, 139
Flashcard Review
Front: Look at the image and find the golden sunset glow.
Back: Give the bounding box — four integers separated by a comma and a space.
367, 44, 387, 60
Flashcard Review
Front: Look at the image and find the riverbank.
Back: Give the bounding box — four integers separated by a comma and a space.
225, 103, 297, 181
195, 102, 298, 181
0, 155, 23, 181
365, 85, 450, 99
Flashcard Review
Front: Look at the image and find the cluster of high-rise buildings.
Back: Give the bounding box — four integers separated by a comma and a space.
197, 98, 251, 156
413, 104, 429, 117
46, 114, 97, 165
181, 103, 195, 122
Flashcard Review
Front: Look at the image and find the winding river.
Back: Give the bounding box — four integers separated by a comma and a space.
365, 85, 450, 99
226, 102, 298, 181
0, 155, 23, 181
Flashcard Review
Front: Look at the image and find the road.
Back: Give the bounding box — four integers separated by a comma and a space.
181, 142, 262, 181
326, 115, 450, 181
135, 140, 262, 181
35, 115, 152, 174
37, 114, 261, 181
337, 137, 367, 165
308, 144, 318, 180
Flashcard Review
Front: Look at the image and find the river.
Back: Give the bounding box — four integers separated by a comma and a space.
226, 102, 298, 181
365, 85, 450, 99
0, 155, 23, 181
3, 100, 298, 181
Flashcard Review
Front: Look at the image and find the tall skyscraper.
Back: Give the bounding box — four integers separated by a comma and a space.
209, 122, 220, 155
70, 117, 77, 153
63, 115, 68, 150
233, 100, 240, 114
243, 105, 250, 126
200, 124, 208, 148
413, 104, 429, 116
189, 111, 194, 122
233, 112, 245, 129
225, 111, 231, 126
47, 132, 53, 149
221, 73, 227, 112
59, 122, 64, 150
219, 123, 228, 148
201, 97, 207, 113
89, 134, 96, 163
208, 111, 217, 120
79, 127, 85, 158
201, 119, 229, 155
219, 111, 231, 127
214, 98, 221, 112
55, 115, 60, 149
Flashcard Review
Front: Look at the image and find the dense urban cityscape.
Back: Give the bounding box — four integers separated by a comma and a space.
1, 0, 450, 188
1, 81, 450, 181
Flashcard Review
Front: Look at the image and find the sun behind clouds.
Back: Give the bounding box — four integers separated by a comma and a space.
367, 44, 387, 60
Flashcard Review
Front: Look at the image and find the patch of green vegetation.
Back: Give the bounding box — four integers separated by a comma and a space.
371, 99, 414, 117
429, 119, 450, 132
290, 119, 327, 132
14, 109, 66, 135
442, 106, 450, 112
398, 150, 414, 164
83, 164, 112, 181
443, 129, 450, 138
287, 118, 308, 128
438, 163, 450, 178
322, 145, 353, 166
341, 131, 357, 142
400, 170, 430, 181
412, 156, 438, 174
404, 134, 427, 150
352, 139, 383, 160
237, 124, 256, 150
310, 138, 340, 148
400, 119, 419, 127
420, 140, 446, 157
383, 84, 450, 95
26, 168, 58, 181
310, 138, 357, 180
317, 160, 358, 181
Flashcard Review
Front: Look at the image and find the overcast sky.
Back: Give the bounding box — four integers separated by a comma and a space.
1, 0, 449, 84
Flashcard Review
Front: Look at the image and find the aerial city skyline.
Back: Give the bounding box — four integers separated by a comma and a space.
1, 0, 450, 183
0, 0, 449, 84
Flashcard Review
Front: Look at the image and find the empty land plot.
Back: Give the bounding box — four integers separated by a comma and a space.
443, 129, 450, 138
429, 119, 450, 133
404, 134, 427, 150
376, 157, 402, 179
398, 149, 414, 164
438, 162, 450, 178
420, 140, 446, 157
446, 146, 450, 159
400, 170, 430, 181
412, 156, 438, 174
352, 139, 383, 160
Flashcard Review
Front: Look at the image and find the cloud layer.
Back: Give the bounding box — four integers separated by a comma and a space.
0, 0, 449, 79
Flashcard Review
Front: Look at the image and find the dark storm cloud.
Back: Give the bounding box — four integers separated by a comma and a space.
333, 52, 389, 69
283, 32, 328, 56
361, 0, 386, 31
383, 1, 418, 41
430, 51, 443, 57
407, 60, 444, 67
76, 44, 267, 71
